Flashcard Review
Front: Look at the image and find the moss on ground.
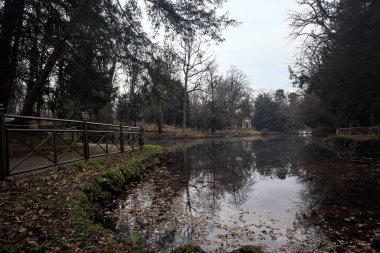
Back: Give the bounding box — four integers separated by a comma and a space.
0, 146, 166, 253
0, 145, 265, 252
172, 245, 264, 253
172, 245, 206, 253
230, 245, 265, 253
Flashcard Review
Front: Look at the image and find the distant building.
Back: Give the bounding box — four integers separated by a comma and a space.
242, 141, 252, 151
242, 117, 252, 129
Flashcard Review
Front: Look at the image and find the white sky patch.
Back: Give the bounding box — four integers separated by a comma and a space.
117, 0, 303, 93
213, 0, 302, 92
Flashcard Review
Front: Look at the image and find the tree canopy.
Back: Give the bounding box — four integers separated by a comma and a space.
289, 0, 380, 127
0, 0, 237, 118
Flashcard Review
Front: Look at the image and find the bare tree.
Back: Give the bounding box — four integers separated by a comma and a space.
177, 35, 213, 130
204, 62, 222, 133
288, 0, 337, 88
220, 66, 250, 130
203, 66, 251, 132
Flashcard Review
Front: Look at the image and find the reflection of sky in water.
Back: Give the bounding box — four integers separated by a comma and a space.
110, 137, 380, 252
175, 174, 310, 252
243, 176, 300, 212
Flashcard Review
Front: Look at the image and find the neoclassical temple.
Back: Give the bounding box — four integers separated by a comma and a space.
242, 117, 252, 129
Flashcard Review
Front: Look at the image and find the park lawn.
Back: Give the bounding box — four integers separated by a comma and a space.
143, 123, 262, 140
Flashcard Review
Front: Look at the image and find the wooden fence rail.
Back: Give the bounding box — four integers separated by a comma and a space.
336, 127, 380, 137
0, 106, 144, 180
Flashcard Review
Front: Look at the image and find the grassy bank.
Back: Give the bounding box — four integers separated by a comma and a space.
143, 123, 263, 141
323, 135, 380, 157
0, 145, 166, 253
172, 245, 264, 253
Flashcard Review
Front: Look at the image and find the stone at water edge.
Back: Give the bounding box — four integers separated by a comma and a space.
230, 245, 264, 253
171, 245, 206, 253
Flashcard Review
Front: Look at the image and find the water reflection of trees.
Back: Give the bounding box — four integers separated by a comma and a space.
249, 137, 379, 251
251, 137, 314, 178
249, 137, 380, 250
163, 140, 259, 246
170, 140, 257, 207
120, 137, 380, 251
295, 146, 380, 249
169, 137, 320, 208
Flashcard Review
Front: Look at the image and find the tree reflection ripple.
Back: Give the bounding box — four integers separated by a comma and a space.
106, 137, 380, 252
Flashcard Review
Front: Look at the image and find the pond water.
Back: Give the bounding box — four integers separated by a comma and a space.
104, 136, 380, 252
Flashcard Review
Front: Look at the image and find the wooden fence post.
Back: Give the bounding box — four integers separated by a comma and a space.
83, 117, 89, 161
120, 122, 124, 153
52, 122, 57, 164
0, 105, 8, 180
139, 127, 144, 150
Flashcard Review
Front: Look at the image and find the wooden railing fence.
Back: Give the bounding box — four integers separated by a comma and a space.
336, 126, 380, 137
0, 106, 144, 180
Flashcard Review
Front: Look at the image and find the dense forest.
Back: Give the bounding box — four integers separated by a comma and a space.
289, 0, 380, 132
0, 0, 238, 126
1, 0, 379, 133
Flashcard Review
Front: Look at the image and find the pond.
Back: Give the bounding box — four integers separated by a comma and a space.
104, 136, 380, 252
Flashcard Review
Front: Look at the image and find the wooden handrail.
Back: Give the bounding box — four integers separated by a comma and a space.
336, 127, 380, 137
0, 106, 144, 180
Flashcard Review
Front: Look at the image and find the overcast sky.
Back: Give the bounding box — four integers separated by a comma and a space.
213, 0, 301, 92
123, 0, 302, 92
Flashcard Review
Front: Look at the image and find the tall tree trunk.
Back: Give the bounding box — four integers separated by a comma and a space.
25, 16, 40, 115
5, 0, 24, 113
0, 0, 24, 111
51, 59, 65, 117
128, 76, 136, 125
182, 78, 188, 130
210, 81, 215, 134
182, 57, 190, 130
20, 0, 88, 116
157, 105, 163, 133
